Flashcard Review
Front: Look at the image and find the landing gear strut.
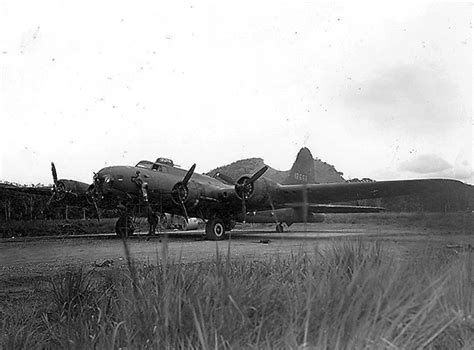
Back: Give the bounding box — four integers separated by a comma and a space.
115, 216, 135, 238
205, 218, 226, 240
224, 220, 236, 231
276, 223, 284, 233
115, 204, 135, 238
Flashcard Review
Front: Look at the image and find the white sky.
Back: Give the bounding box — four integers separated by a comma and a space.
0, 1, 472, 185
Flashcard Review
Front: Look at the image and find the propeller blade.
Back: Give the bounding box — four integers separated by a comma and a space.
242, 198, 247, 223
85, 184, 101, 222
179, 199, 189, 223
46, 193, 56, 206
215, 172, 236, 185
182, 164, 196, 185
248, 165, 268, 184
51, 162, 58, 185
93, 199, 101, 223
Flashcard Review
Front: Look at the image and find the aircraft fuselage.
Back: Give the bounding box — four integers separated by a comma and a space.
93, 161, 246, 218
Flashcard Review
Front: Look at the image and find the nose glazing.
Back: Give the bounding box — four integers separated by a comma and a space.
94, 171, 114, 194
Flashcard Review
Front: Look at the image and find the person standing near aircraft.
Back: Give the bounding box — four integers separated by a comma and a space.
147, 209, 159, 236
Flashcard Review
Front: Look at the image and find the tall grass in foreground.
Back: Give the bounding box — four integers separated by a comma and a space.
1, 241, 472, 349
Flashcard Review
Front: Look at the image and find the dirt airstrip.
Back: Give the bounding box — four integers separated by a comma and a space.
1, 222, 472, 280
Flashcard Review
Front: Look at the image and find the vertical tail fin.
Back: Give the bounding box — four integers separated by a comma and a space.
283, 147, 316, 185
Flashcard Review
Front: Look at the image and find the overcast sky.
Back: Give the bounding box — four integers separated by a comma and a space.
0, 1, 472, 185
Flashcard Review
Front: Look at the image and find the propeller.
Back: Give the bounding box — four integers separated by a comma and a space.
246, 166, 269, 185
92, 198, 101, 222
215, 165, 268, 222
235, 166, 268, 222
46, 162, 67, 205
51, 162, 58, 184
86, 183, 101, 222
182, 164, 196, 185
171, 164, 196, 222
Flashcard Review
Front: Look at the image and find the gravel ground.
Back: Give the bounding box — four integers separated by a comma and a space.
1, 222, 472, 278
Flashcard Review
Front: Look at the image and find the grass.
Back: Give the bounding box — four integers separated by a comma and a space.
1, 240, 472, 349
323, 212, 473, 234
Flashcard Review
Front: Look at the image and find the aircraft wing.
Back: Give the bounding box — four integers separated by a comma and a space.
0, 183, 53, 196
0, 180, 92, 209
273, 179, 469, 205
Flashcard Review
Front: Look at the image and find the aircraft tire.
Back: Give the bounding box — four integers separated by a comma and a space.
115, 216, 135, 238
205, 218, 226, 240
276, 223, 284, 233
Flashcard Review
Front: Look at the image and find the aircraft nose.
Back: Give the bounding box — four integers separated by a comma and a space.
94, 169, 115, 193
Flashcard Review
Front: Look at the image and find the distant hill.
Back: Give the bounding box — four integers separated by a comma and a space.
206, 149, 346, 184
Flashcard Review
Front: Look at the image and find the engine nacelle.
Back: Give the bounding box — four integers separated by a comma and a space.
49, 179, 91, 207
171, 181, 201, 208
235, 175, 271, 208
59, 179, 90, 195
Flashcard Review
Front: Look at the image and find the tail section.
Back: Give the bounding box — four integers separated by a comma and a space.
283, 147, 316, 185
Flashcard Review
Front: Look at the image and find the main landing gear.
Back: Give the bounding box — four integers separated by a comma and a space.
205, 218, 235, 240
115, 204, 135, 238
276, 223, 284, 233
115, 215, 135, 238
205, 218, 226, 240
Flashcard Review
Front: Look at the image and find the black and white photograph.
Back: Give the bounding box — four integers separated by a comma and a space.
1, 1, 472, 348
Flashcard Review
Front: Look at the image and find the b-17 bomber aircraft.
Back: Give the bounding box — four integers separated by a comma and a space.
80, 149, 467, 240
5, 148, 470, 240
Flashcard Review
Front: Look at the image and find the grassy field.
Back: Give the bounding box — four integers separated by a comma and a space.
244, 211, 473, 236
1, 212, 472, 238
1, 240, 472, 349
323, 212, 473, 231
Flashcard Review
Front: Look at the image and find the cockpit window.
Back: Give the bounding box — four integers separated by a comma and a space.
136, 161, 154, 169
151, 164, 168, 172
136, 160, 169, 172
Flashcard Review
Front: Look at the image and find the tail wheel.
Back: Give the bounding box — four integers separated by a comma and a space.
205, 218, 226, 240
115, 216, 135, 238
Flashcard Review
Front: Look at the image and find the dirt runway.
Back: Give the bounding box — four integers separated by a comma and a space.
1, 222, 472, 279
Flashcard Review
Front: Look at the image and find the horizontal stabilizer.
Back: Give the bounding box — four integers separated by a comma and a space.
282, 203, 385, 213
307, 204, 385, 213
